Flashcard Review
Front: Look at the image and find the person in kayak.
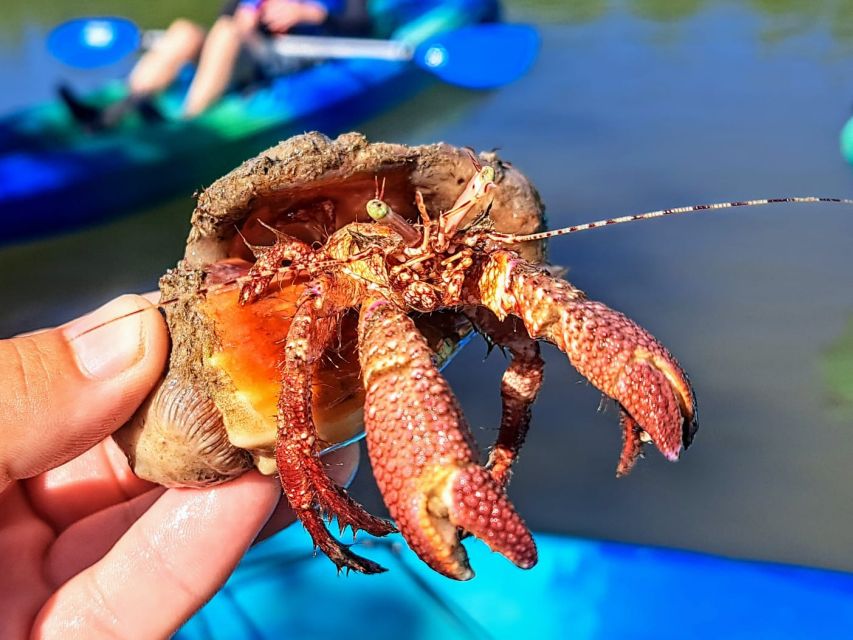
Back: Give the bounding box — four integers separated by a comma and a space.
60, 0, 351, 129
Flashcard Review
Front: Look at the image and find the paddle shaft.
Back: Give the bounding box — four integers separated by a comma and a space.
142, 29, 416, 61
51, 18, 538, 88
269, 34, 414, 60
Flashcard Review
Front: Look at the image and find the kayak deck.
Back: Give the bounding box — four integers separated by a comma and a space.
177, 525, 853, 640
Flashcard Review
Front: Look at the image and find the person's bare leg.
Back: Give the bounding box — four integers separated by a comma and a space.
128, 19, 205, 96
182, 17, 244, 118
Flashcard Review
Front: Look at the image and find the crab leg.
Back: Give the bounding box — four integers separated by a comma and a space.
358, 298, 537, 580
239, 228, 315, 305
469, 251, 698, 472
464, 307, 545, 489
277, 276, 395, 575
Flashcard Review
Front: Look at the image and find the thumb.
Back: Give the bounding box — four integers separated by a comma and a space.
0, 295, 168, 489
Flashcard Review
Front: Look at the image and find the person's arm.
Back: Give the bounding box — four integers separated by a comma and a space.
234, 0, 263, 36
260, 0, 339, 34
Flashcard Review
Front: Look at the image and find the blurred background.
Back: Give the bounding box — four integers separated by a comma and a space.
2, 0, 853, 614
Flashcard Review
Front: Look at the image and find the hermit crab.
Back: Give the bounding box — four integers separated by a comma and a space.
116, 132, 703, 580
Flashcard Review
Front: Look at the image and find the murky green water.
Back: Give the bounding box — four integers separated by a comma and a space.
2, 0, 853, 574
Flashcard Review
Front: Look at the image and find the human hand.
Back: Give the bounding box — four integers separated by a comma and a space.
260, 0, 329, 33
0, 295, 358, 639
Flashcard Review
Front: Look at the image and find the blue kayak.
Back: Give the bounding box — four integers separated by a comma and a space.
176, 525, 853, 640
0, 0, 498, 244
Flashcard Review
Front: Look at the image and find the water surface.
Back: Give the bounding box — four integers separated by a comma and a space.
1, 0, 853, 574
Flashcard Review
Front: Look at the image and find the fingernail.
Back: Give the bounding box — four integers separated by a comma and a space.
63, 297, 146, 380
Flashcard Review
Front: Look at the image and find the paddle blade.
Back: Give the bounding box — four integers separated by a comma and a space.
47, 17, 141, 68
414, 23, 539, 90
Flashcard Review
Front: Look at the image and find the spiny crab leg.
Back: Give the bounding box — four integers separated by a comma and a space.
238, 226, 315, 305
358, 298, 537, 580
276, 275, 395, 575
470, 251, 697, 472
464, 307, 545, 489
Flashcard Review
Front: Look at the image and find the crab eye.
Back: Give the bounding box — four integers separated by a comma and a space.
366, 199, 390, 221
364, 198, 421, 246
480, 166, 495, 184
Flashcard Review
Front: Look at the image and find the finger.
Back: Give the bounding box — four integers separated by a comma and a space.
0, 295, 168, 490
26, 438, 156, 531
30, 424, 358, 536
45, 443, 361, 584
34, 472, 280, 639
12, 292, 158, 339
45, 487, 165, 585
0, 484, 54, 640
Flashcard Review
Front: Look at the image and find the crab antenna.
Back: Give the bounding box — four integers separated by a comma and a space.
494, 197, 853, 244
67, 260, 327, 341
373, 175, 387, 201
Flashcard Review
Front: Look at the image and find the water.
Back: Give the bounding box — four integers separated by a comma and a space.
2, 0, 853, 576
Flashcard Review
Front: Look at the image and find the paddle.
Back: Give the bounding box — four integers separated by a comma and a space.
47, 17, 539, 89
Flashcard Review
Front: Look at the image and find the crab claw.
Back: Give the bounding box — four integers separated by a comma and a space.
475, 252, 697, 471
384, 463, 537, 580
358, 299, 537, 580
614, 351, 696, 463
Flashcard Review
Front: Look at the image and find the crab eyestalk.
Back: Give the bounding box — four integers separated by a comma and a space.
472, 251, 697, 471
366, 198, 422, 247
440, 165, 497, 238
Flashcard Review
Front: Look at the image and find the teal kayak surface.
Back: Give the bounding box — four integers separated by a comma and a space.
0, 0, 498, 244
177, 525, 853, 640
841, 115, 853, 166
